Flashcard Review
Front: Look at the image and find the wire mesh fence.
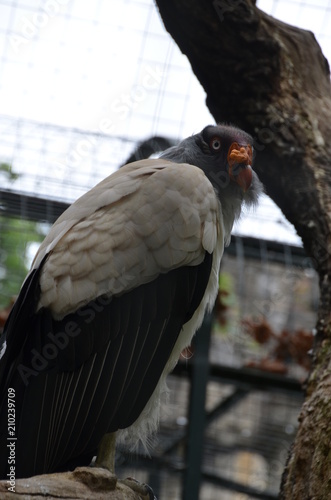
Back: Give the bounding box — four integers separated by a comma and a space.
0, 0, 327, 497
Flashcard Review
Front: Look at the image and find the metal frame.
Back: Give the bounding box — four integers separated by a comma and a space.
119, 347, 303, 499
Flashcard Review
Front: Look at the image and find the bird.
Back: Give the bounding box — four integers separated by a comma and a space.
121, 135, 176, 166
0, 124, 262, 486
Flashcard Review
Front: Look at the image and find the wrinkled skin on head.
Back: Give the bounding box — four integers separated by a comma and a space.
160, 123, 263, 211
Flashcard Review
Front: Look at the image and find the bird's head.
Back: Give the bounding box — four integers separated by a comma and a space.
160, 123, 262, 208
194, 124, 256, 195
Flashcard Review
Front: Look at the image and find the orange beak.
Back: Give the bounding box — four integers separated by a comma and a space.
227, 143, 253, 192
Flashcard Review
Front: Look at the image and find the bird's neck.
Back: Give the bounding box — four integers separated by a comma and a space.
218, 190, 244, 245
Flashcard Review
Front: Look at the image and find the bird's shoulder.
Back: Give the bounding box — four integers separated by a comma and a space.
33, 159, 215, 265
33, 158, 221, 317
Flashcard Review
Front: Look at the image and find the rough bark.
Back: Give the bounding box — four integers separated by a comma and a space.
155, 0, 331, 498
0, 467, 141, 499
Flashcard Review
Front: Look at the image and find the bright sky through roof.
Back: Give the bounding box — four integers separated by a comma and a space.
0, 0, 213, 138
1, 1, 329, 136
0, 0, 330, 247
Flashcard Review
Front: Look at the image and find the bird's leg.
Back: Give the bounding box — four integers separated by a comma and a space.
94, 433, 156, 499
95, 432, 117, 473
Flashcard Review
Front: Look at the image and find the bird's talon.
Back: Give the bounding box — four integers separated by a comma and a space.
120, 477, 157, 500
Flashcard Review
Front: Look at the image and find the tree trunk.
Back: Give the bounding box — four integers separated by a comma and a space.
155, 0, 331, 497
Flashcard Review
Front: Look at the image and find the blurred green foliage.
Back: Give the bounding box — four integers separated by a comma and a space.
0, 162, 19, 181
0, 216, 44, 308
0, 163, 44, 308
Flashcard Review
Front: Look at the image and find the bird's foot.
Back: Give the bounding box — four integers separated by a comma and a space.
94, 433, 157, 498
120, 477, 157, 500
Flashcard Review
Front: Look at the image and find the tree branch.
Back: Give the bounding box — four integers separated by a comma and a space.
155, 0, 331, 498
0, 467, 140, 499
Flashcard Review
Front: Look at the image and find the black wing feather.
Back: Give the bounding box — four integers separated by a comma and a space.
0, 252, 212, 479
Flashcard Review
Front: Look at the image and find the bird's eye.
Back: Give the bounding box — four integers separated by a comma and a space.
210, 137, 221, 151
